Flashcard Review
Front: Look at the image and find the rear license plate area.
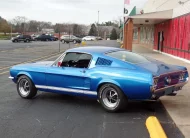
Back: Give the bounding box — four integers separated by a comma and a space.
165, 87, 174, 95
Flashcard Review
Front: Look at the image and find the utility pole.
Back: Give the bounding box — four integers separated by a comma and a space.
59, 24, 60, 52
10, 23, 12, 38
98, 10, 99, 37
69, 25, 70, 49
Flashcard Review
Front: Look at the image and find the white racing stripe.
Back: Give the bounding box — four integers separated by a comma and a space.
35, 85, 97, 95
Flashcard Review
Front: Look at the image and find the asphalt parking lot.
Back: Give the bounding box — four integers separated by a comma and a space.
0, 40, 184, 138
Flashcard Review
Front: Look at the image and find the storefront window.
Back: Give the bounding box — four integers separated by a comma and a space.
133, 28, 138, 40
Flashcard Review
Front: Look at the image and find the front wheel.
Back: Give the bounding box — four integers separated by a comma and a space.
98, 84, 128, 112
17, 75, 37, 99
73, 40, 77, 44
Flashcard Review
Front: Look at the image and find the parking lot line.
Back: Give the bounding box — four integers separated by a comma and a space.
0, 51, 63, 71
0, 70, 9, 75
146, 116, 167, 138
0, 51, 63, 75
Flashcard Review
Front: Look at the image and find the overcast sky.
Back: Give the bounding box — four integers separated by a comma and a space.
0, 0, 147, 24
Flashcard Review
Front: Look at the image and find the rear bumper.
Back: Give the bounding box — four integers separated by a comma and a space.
151, 78, 188, 98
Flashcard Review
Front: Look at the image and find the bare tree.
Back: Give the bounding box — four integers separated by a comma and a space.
12, 16, 27, 33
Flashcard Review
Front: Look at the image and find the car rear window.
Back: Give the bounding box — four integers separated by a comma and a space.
106, 50, 149, 64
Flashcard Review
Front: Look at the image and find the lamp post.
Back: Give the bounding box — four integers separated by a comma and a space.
98, 10, 99, 37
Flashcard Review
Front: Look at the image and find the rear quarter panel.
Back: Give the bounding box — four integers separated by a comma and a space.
87, 67, 153, 100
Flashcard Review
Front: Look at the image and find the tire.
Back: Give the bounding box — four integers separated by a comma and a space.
98, 83, 128, 112
73, 40, 77, 44
25, 39, 29, 43
17, 75, 37, 99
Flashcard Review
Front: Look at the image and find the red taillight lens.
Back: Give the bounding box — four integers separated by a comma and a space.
154, 78, 159, 86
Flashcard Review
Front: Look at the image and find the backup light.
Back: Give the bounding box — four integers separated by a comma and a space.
179, 73, 185, 81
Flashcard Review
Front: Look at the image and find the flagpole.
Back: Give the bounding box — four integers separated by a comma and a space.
123, 0, 125, 45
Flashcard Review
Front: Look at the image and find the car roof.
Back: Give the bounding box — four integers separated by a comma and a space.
66, 46, 123, 54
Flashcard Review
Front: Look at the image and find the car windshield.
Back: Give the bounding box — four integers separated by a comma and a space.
106, 50, 149, 64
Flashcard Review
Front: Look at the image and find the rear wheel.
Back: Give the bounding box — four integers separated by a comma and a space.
17, 75, 37, 99
98, 84, 128, 112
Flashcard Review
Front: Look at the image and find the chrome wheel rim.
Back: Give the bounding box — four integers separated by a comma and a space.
102, 88, 119, 108
19, 79, 30, 96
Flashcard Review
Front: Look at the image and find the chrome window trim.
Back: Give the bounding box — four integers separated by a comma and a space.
51, 51, 93, 69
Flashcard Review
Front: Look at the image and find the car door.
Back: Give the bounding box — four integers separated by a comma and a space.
70, 35, 75, 42
45, 52, 92, 95
18, 35, 24, 41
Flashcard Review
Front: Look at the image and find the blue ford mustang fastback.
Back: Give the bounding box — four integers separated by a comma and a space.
9, 47, 189, 112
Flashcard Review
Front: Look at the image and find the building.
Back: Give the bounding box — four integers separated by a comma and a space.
124, 0, 190, 60
41, 28, 54, 34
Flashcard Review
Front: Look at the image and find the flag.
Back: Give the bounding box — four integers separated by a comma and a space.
124, 0, 130, 5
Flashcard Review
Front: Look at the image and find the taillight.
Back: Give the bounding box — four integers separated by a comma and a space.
154, 77, 159, 87
179, 72, 186, 81
151, 77, 159, 92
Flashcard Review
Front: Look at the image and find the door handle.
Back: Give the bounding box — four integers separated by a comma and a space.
80, 70, 86, 73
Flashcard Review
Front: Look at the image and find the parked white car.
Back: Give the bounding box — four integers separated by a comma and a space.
82, 36, 96, 41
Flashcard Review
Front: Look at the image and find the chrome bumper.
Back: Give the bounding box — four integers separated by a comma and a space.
8, 76, 14, 79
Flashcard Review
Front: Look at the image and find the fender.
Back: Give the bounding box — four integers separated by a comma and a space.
17, 71, 33, 82
97, 79, 122, 91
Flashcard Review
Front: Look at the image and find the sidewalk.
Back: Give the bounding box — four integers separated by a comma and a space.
133, 44, 190, 138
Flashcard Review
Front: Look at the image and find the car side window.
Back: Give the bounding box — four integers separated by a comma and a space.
19, 35, 23, 38
61, 52, 92, 68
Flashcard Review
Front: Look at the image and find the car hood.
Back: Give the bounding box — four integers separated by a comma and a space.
12, 37, 17, 39
31, 61, 54, 65
136, 59, 186, 76
13, 61, 54, 69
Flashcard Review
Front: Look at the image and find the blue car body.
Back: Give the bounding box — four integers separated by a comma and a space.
9, 47, 189, 100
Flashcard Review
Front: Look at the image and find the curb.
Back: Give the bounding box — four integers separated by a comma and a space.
75, 41, 86, 46
146, 116, 167, 138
